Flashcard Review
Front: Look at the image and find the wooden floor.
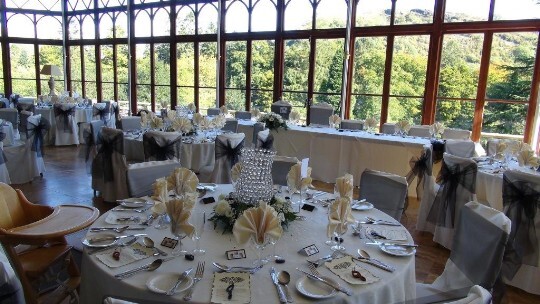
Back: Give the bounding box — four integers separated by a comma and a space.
10, 145, 540, 304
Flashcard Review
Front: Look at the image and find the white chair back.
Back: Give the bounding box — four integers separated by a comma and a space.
234, 111, 251, 120
443, 128, 471, 140
271, 100, 292, 120
54, 103, 79, 146
221, 119, 239, 133
408, 125, 431, 138
359, 169, 408, 221
127, 160, 182, 197
142, 130, 182, 162
272, 156, 299, 186
340, 119, 363, 130
207, 108, 220, 116
381, 122, 396, 134
445, 139, 475, 158
309, 102, 333, 126
120, 116, 142, 131
209, 133, 245, 183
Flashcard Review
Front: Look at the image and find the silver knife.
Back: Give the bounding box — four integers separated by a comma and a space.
90, 227, 146, 231
89, 233, 147, 243
166, 267, 193, 296
296, 268, 352, 296
270, 267, 288, 303
365, 242, 418, 248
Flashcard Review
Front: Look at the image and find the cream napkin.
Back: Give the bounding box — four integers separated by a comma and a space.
286, 163, 312, 193
212, 115, 227, 129
198, 116, 212, 130
517, 150, 539, 167
220, 105, 229, 115
233, 202, 283, 245
231, 162, 243, 182
289, 111, 300, 123
193, 112, 204, 125
364, 117, 378, 129
172, 117, 193, 134
187, 103, 196, 112
325, 256, 379, 285
430, 122, 445, 136
166, 110, 177, 121
329, 114, 341, 127
335, 173, 354, 200
96, 243, 154, 268
151, 178, 168, 214
327, 197, 355, 237
395, 120, 411, 133
166, 197, 196, 237
167, 167, 199, 195
250, 108, 260, 119
494, 141, 508, 160
150, 114, 164, 129
140, 111, 148, 127
211, 272, 251, 304
508, 140, 532, 154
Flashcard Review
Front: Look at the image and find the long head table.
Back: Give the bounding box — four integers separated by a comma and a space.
80, 185, 416, 304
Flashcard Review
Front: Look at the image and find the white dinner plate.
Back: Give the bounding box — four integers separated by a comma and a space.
118, 198, 151, 208
379, 243, 416, 257
147, 273, 193, 294
82, 233, 118, 248
296, 275, 337, 299
352, 201, 374, 211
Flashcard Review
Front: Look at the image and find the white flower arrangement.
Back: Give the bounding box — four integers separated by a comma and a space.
258, 112, 288, 132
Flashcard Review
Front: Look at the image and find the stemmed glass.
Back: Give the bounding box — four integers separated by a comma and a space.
331, 222, 348, 251
170, 219, 188, 256
250, 234, 269, 267
325, 225, 337, 246
266, 235, 282, 262
154, 213, 169, 230
191, 211, 206, 255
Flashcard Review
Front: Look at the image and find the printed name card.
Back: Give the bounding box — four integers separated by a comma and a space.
298, 244, 319, 256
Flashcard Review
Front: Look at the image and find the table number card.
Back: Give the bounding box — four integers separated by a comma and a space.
298, 244, 319, 256
300, 158, 309, 178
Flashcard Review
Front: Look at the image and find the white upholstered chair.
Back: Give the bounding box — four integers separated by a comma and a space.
221, 119, 239, 133
207, 108, 220, 116
272, 156, 299, 186
120, 116, 142, 131
408, 125, 431, 138
127, 160, 182, 197
443, 128, 471, 140
53, 103, 79, 146
359, 169, 408, 221
142, 130, 182, 162
381, 122, 397, 134
445, 139, 475, 158
0, 109, 19, 139
199, 133, 245, 183
340, 119, 363, 130
234, 111, 251, 120
309, 102, 333, 126
271, 100, 292, 120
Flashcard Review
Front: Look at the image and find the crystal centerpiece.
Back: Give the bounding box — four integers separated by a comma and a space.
234, 148, 275, 205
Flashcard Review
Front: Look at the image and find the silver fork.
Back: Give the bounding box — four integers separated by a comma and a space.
308, 263, 321, 276
183, 261, 204, 301
308, 251, 340, 267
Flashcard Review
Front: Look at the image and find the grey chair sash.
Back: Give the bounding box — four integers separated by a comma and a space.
54, 106, 76, 132
143, 135, 182, 161
9, 94, 19, 107
27, 118, 50, 157
427, 161, 477, 228
215, 138, 244, 168
406, 149, 432, 198
93, 106, 110, 124
94, 131, 123, 182
16, 103, 34, 113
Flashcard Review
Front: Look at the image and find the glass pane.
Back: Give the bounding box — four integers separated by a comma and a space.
99, 13, 114, 38
177, 87, 194, 106
99, 0, 126, 8
70, 46, 82, 81
117, 44, 129, 84
350, 95, 382, 120
102, 83, 114, 100
10, 44, 35, 79
153, 8, 170, 36
314, 39, 344, 112
285, 0, 313, 31
438, 34, 483, 99
225, 41, 247, 110
390, 35, 429, 97
116, 13, 128, 38
352, 36, 387, 96
12, 80, 36, 97
177, 43, 194, 87
482, 101, 527, 135
177, 6, 196, 35
356, 0, 391, 27
225, 89, 246, 111
283, 39, 310, 105
199, 88, 217, 112
84, 46, 96, 81
225, 1, 248, 33
252, 0, 277, 32
388, 97, 422, 124
135, 10, 151, 37
395, 1, 435, 25
39, 45, 64, 93
85, 81, 97, 99
198, 3, 218, 34
137, 85, 151, 110
316, 0, 347, 29
7, 14, 34, 38
36, 16, 62, 39
101, 45, 114, 82
199, 42, 217, 88
444, 0, 490, 22
155, 86, 170, 109
68, 17, 81, 40
154, 43, 170, 85
81, 15, 95, 39
251, 40, 275, 112
118, 83, 129, 106
435, 99, 475, 130
494, 0, 540, 20
71, 81, 83, 96
136, 44, 151, 85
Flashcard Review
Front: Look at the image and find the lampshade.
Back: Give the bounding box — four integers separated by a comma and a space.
40, 65, 62, 76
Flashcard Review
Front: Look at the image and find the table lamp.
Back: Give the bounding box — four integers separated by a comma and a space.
40, 64, 62, 96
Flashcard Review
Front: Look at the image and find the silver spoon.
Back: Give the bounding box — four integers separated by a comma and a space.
277, 270, 293, 303
143, 237, 168, 256
212, 262, 262, 273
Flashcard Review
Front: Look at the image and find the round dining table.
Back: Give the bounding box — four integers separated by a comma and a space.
80, 185, 416, 304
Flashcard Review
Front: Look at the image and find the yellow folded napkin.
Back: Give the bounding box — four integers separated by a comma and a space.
335, 173, 354, 200
517, 150, 539, 167
364, 117, 378, 129
198, 117, 212, 130
212, 115, 227, 129
286, 163, 312, 193
289, 111, 300, 123
329, 114, 341, 127
395, 120, 411, 133
167, 167, 199, 195
193, 112, 204, 125
233, 202, 283, 245
140, 112, 148, 127
231, 162, 243, 182
166, 197, 196, 237
220, 105, 228, 115
167, 110, 177, 121
150, 114, 163, 129
494, 141, 508, 160
508, 140, 532, 154
430, 122, 445, 136
187, 103, 196, 112
171, 117, 193, 134
250, 108, 260, 119
151, 177, 169, 214
327, 197, 355, 238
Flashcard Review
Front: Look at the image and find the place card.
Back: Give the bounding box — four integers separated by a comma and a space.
226, 249, 246, 260
298, 244, 319, 256
325, 256, 379, 285
211, 272, 250, 304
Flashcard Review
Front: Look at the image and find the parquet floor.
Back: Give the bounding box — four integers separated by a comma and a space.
10, 145, 540, 304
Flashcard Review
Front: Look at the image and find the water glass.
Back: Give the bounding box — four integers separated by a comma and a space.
192, 211, 206, 255
154, 213, 169, 230
250, 234, 269, 267
331, 223, 348, 251
170, 220, 188, 256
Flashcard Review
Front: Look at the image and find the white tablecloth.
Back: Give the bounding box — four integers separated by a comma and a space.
80, 185, 416, 304
1, 121, 14, 146
35, 106, 93, 145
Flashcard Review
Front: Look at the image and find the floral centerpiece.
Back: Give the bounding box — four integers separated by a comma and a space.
258, 112, 288, 132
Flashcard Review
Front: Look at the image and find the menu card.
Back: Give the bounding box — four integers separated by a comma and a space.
211, 272, 251, 304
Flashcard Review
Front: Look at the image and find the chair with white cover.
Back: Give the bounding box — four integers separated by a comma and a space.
426, 153, 477, 249
53, 103, 79, 146
381, 122, 397, 134
272, 156, 299, 186
256, 128, 274, 150
18, 110, 32, 140
443, 128, 471, 140
93, 102, 115, 128
416, 201, 510, 304
445, 139, 475, 158
221, 119, 239, 133
91, 127, 129, 202
120, 116, 142, 131
15, 99, 35, 114
340, 119, 363, 130
111, 101, 120, 128
234, 111, 252, 120
4, 115, 49, 184
252, 122, 265, 146
501, 170, 540, 295
127, 160, 182, 197
199, 133, 245, 183
0, 108, 19, 139
207, 108, 220, 116
0, 246, 25, 303
271, 100, 292, 120
443, 285, 492, 304
406, 146, 434, 211
309, 102, 333, 126
80, 120, 105, 175
359, 169, 408, 221
142, 130, 182, 162
408, 125, 431, 138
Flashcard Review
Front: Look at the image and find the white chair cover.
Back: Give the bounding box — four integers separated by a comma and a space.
309, 102, 333, 126
200, 133, 245, 184
142, 130, 182, 162
93, 102, 115, 128
120, 116, 142, 131
359, 169, 408, 221
0, 141, 10, 184
4, 114, 48, 184
207, 108, 220, 116
221, 119, 239, 133
416, 202, 510, 303
486, 139, 500, 157
80, 120, 106, 175
272, 156, 299, 186
111, 101, 120, 128
340, 119, 363, 130
408, 125, 431, 138
443, 128, 471, 140
429, 153, 477, 249
0, 246, 25, 304
54, 103, 79, 146
0, 109, 19, 139
501, 170, 540, 295
444, 285, 492, 304
234, 111, 252, 120
381, 122, 397, 134
416, 148, 439, 233
18, 110, 32, 139
271, 100, 292, 120
445, 139, 475, 158
256, 129, 274, 150
126, 160, 182, 197
0, 98, 9, 108
91, 127, 129, 202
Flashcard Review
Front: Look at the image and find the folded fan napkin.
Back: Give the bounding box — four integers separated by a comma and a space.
166, 197, 195, 237
211, 272, 251, 304
325, 256, 379, 285
286, 163, 312, 193
220, 105, 229, 115
364, 117, 378, 129
171, 117, 193, 134
193, 113, 204, 125
149, 114, 163, 129
167, 167, 199, 195
198, 117, 212, 130
329, 114, 341, 126
335, 173, 354, 200
327, 197, 355, 237
250, 108, 260, 119
494, 141, 508, 160
430, 122, 445, 136
517, 150, 539, 167
96, 243, 154, 268
212, 115, 227, 129
508, 140, 532, 154
233, 202, 283, 245
289, 111, 300, 123
231, 162, 242, 182
151, 177, 168, 214
187, 103, 196, 112
395, 120, 411, 133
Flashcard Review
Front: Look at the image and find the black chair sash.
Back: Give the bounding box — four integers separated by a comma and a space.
405, 150, 432, 199
215, 138, 244, 168
427, 161, 477, 228
0, 131, 6, 165
0, 101, 6, 109
143, 135, 182, 161
54, 106, 76, 132
9, 94, 19, 107
93, 106, 110, 124
16, 103, 34, 113
94, 132, 123, 182
259, 133, 274, 150
27, 118, 50, 158
502, 175, 540, 279
430, 139, 445, 163
82, 127, 95, 163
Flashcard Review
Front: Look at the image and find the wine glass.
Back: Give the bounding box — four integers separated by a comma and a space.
266, 234, 282, 262
170, 219, 188, 256
191, 211, 206, 255
154, 213, 169, 230
250, 234, 269, 267
331, 222, 348, 251
325, 224, 337, 246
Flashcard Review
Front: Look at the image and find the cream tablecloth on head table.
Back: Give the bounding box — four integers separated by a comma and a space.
80, 185, 416, 304
35, 106, 93, 145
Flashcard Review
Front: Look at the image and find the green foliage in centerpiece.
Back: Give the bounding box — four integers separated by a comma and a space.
209, 193, 298, 233
258, 112, 289, 132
